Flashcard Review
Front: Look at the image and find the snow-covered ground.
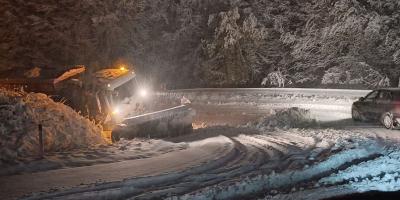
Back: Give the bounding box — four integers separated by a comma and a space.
5, 124, 395, 200
0, 138, 188, 176
262, 149, 400, 200
2, 88, 400, 200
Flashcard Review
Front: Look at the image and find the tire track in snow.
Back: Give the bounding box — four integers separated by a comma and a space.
18, 133, 386, 200
22, 130, 328, 200
3, 136, 235, 200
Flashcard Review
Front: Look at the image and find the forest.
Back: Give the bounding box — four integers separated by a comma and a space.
1, 0, 400, 89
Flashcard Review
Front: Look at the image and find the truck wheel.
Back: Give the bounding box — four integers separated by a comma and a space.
352, 108, 361, 121
382, 112, 394, 130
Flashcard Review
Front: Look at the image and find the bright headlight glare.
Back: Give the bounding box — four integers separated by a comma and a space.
112, 107, 120, 115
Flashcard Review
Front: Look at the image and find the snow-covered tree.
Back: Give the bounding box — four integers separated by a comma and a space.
1, 0, 400, 88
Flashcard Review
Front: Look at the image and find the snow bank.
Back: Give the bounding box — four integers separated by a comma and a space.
253, 107, 317, 130
293, 128, 371, 151
0, 89, 105, 162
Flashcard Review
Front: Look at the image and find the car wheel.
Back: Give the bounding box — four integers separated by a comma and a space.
382, 112, 394, 130
352, 108, 361, 121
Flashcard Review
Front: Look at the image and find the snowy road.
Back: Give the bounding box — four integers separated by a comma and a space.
3, 88, 400, 200
0, 137, 233, 199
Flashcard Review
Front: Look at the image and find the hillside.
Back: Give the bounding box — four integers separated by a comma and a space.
1, 0, 400, 88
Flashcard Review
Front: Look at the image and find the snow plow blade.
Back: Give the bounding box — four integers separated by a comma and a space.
111, 105, 195, 141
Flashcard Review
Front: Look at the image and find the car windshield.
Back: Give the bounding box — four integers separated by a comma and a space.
364, 90, 379, 100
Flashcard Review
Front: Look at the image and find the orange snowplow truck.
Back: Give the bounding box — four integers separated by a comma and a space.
0, 65, 195, 140
0, 65, 137, 124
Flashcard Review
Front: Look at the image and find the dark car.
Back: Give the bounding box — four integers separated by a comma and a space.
352, 88, 400, 129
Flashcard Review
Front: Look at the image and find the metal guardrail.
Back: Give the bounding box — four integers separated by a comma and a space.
112, 105, 194, 141
119, 105, 191, 126
160, 88, 372, 98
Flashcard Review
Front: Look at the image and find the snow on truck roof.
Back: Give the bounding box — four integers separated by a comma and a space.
94, 69, 133, 81
94, 68, 136, 90
0, 66, 86, 94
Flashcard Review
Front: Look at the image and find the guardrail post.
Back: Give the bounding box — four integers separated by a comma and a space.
38, 124, 44, 158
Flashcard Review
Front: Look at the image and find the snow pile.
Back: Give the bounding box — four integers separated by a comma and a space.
254, 107, 317, 130
0, 89, 105, 162
294, 128, 371, 150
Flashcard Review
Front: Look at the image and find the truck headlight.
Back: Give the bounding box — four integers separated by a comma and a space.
139, 88, 148, 97
112, 107, 120, 115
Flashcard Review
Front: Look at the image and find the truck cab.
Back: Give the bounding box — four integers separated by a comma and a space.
0, 65, 140, 124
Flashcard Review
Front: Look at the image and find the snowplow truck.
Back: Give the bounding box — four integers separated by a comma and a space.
0, 66, 194, 140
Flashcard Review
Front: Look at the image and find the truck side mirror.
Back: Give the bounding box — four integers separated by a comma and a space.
359, 97, 365, 101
